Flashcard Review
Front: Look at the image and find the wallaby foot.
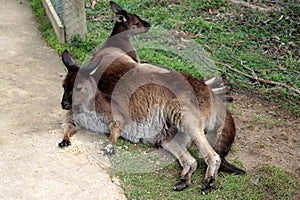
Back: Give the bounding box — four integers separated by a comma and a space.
201, 176, 216, 195
173, 179, 189, 191
174, 158, 198, 191
58, 140, 71, 148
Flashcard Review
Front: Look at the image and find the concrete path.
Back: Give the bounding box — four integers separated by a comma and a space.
0, 1, 126, 199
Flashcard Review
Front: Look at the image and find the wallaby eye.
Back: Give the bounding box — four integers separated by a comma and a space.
74, 87, 82, 92
134, 22, 141, 26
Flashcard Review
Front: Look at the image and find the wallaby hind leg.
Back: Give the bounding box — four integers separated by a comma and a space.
182, 121, 221, 195
213, 110, 246, 174
193, 135, 221, 194
162, 133, 197, 191
59, 110, 77, 148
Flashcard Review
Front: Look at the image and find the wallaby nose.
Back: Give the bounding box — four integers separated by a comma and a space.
144, 21, 150, 28
143, 21, 150, 33
61, 101, 72, 110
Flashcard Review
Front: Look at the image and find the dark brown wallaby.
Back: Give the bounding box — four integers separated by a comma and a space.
92, 1, 150, 63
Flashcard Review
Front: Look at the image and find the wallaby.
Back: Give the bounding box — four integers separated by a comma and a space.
94, 1, 151, 63
60, 48, 245, 194
59, 1, 245, 194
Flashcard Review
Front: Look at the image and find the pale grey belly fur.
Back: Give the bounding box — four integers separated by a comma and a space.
73, 110, 167, 144
73, 110, 218, 146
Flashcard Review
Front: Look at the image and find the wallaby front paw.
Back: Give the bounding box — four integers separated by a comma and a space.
58, 140, 71, 148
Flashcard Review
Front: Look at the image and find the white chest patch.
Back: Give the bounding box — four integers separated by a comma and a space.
73, 110, 111, 134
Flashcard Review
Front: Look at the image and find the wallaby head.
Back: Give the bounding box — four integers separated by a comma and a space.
61, 50, 79, 110
101, 1, 151, 62
72, 55, 103, 108
61, 50, 103, 110
110, 1, 150, 36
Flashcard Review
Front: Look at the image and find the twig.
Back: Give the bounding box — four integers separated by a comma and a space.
196, 55, 229, 76
216, 62, 300, 95
277, 66, 300, 75
240, 61, 258, 79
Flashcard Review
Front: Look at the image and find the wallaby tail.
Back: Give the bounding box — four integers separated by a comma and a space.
219, 157, 246, 174
205, 74, 233, 102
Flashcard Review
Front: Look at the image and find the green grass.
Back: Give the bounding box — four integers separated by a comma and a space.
113, 141, 299, 199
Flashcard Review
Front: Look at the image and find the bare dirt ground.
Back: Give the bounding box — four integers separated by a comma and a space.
227, 93, 299, 178
0, 1, 125, 199
0, 0, 299, 199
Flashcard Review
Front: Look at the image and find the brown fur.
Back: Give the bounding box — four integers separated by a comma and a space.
214, 110, 236, 157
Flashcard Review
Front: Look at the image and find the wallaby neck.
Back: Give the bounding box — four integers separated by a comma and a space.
111, 23, 126, 36
101, 26, 139, 63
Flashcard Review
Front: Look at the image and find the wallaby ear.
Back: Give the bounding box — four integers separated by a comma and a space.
110, 1, 127, 22
62, 50, 79, 72
81, 55, 103, 77
110, 1, 123, 13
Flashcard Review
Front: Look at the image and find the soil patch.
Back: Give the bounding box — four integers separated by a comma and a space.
227, 92, 299, 178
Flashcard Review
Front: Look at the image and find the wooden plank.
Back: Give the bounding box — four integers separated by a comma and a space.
42, 0, 65, 43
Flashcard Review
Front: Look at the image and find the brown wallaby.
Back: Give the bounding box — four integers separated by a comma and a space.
59, 1, 245, 193
60, 47, 245, 194
93, 1, 151, 63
